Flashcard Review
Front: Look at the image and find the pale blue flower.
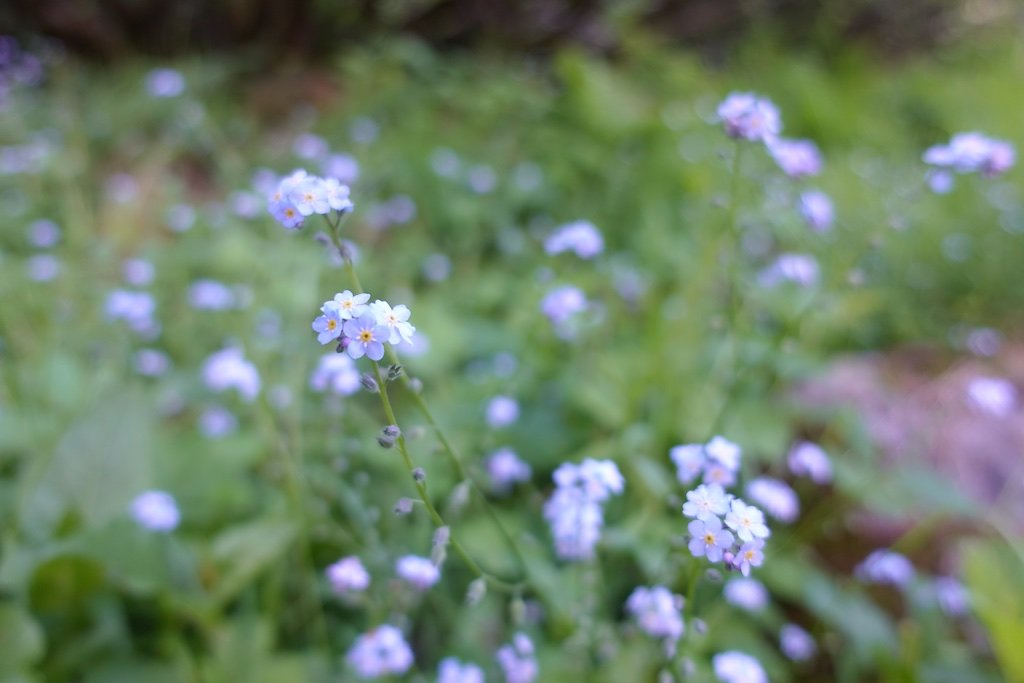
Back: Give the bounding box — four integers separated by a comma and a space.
312, 301, 345, 345
717, 92, 781, 143
346, 625, 413, 679
734, 539, 765, 576
688, 516, 734, 563
130, 490, 180, 532
343, 314, 388, 361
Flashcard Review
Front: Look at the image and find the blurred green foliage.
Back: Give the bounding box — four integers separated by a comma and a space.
0, 28, 1021, 683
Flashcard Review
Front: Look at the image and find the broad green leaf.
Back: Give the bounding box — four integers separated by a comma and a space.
964, 539, 1024, 683
21, 391, 153, 536
209, 518, 297, 606
0, 603, 44, 674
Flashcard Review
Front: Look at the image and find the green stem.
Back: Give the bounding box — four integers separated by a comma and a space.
371, 364, 521, 593
323, 215, 529, 582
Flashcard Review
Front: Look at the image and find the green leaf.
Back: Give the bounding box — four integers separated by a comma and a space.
0, 603, 44, 674
21, 391, 153, 536
964, 539, 1024, 683
209, 518, 297, 607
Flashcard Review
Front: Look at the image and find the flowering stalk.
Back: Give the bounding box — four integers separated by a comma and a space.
323, 215, 531, 586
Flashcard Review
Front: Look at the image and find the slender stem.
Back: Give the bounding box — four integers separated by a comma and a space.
323, 214, 529, 581
704, 142, 747, 438
371, 363, 521, 592
387, 345, 529, 574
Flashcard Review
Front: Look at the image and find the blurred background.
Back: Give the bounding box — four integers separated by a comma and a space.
2, 1, 1024, 682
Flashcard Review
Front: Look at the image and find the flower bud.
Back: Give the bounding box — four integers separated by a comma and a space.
412, 467, 426, 483
448, 480, 471, 513
377, 433, 396, 449
360, 373, 379, 393
432, 525, 450, 548
382, 424, 401, 439
394, 497, 414, 515
386, 364, 404, 381
466, 577, 487, 605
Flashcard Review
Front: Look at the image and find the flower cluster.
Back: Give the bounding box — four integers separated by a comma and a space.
787, 441, 833, 484
758, 253, 820, 288
684, 484, 769, 575
495, 633, 538, 683
486, 447, 532, 493
676, 437, 772, 577
543, 459, 624, 561
924, 132, 1015, 178
716, 92, 781, 143
768, 138, 823, 178
544, 220, 604, 259
395, 554, 441, 591
105, 289, 159, 338
201, 347, 261, 402
326, 556, 370, 595
346, 625, 414, 679
625, 585, 685, 648
311, 290, 414, 362
437, 657, 485, 683
267, 169, 353, 229
670, 435, 742, 487
308, 353, 361, 396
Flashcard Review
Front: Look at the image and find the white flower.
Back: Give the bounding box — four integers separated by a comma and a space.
333, 290, 370, 319
370, 300, 415, 345
682, 484, 731, 521
724, 499, 771, 543
705, 436, 742, 471
396, 555, 440, 591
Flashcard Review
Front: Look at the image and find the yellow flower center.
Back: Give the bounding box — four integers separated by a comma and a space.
326, 319, 337, 331
703, 533, 715, 544
359, 330, 373, 343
